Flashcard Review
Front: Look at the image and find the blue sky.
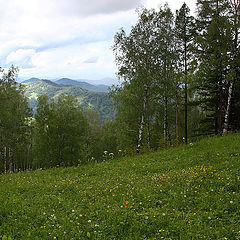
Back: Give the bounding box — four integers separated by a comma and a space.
0, 0, 197, 84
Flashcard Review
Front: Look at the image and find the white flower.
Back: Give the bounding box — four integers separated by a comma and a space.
88, 220, 91, 223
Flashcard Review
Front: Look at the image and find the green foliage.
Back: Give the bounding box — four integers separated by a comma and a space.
0, 66, 32, 173
33, 94, 87, 168
0, 134, 239, 239
194, 0, 240, 134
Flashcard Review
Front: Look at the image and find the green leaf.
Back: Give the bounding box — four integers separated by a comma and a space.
87, 232, 91, 238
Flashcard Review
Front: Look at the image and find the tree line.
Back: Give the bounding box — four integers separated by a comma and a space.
0, 0, 239, 173
111, 0, 239, 153
0, 67, 118, 173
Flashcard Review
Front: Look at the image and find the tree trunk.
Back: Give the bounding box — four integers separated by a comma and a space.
9, 147, 13, 173
147, 119, 151, 151
237, 106, 240, 131
59, 148, 63, 167
175, 91, 179, 141
215, 101, 219, 135
1, 144, 5, 173
136, 115, 144, 154
136, 96, 147, 154
4, 147, 7, 173
223, 81, 234, 134
219, 81, 223, 135
164, 95, 168, 141
184, 39, 188, 144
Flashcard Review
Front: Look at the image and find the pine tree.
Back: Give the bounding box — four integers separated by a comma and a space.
175, 3, 195, 143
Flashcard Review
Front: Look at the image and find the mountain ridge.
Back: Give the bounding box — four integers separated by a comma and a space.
21, 77, 117, 92
22, 80, 115, 122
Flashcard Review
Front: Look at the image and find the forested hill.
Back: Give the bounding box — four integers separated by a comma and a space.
55, 78, 109, 92
22, 80, 115, 122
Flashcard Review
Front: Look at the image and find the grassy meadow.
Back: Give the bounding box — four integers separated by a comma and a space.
0, 134, 240, 239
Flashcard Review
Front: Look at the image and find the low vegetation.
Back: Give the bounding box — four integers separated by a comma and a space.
0, 134, 239, 239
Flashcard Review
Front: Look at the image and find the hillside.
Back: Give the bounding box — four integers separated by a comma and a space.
0, 134, 239, 239
55, 78, 109, 92
22, 80, 115, 122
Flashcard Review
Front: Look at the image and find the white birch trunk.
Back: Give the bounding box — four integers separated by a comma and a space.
136, 96, 147, 154
136, 115, 144, 154
223, 81, 234, 134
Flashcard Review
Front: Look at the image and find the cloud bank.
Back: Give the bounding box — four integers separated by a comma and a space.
0, 0, 197, 83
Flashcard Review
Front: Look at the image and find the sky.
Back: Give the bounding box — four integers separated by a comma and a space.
0, 0, 197, 84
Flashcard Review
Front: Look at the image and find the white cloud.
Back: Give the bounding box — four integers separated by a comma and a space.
0, 0, 197, 83
6, 49, 36, 68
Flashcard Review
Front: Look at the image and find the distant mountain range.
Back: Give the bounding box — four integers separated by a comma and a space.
21, 77, 118, 92
22, 79, 115, 122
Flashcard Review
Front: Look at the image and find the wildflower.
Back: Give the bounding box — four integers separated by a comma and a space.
126, 201, 129, 204
125, 206, 127, 208
230, 201, 233, 204
88, 220, 91, 223
130, 206, 133, 209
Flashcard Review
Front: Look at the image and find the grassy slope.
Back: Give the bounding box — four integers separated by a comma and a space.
0, 134, 240, 240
